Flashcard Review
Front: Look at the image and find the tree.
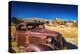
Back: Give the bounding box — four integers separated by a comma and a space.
11, 16, 17, 24
11, 16, 24, 25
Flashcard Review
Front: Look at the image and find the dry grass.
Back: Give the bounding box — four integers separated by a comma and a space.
45, 25, 78, 46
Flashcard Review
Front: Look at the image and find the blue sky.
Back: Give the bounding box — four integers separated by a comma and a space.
10, 1, 78, 21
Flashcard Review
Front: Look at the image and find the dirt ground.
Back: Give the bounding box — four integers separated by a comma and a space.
45, 25, 78, 46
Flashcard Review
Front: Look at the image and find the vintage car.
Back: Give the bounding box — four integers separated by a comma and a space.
15, 22, 67, 52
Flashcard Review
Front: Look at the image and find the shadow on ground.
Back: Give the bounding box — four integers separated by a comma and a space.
67, 42, 78, 49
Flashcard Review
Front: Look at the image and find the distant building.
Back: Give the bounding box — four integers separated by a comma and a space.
52, 18, 64, 26
64, 21, 75, 27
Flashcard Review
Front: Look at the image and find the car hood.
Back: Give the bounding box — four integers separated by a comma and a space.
28, 29, 59, 37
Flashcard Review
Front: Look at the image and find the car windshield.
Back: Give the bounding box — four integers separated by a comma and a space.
27, 24, 45, 30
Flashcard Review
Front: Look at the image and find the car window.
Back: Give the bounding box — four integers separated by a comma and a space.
39, 25, 44, 29
27, 24, 44, 30
27, 26, 33, 30
18, 25, 26, 31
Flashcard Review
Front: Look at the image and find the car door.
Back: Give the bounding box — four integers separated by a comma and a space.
16, 24, 27, 46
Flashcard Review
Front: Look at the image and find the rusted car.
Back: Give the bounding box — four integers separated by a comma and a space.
15, 22, 67, 52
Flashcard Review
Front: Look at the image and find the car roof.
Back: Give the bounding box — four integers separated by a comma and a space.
17, 22, 44, 26
26, 22, 44, 25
